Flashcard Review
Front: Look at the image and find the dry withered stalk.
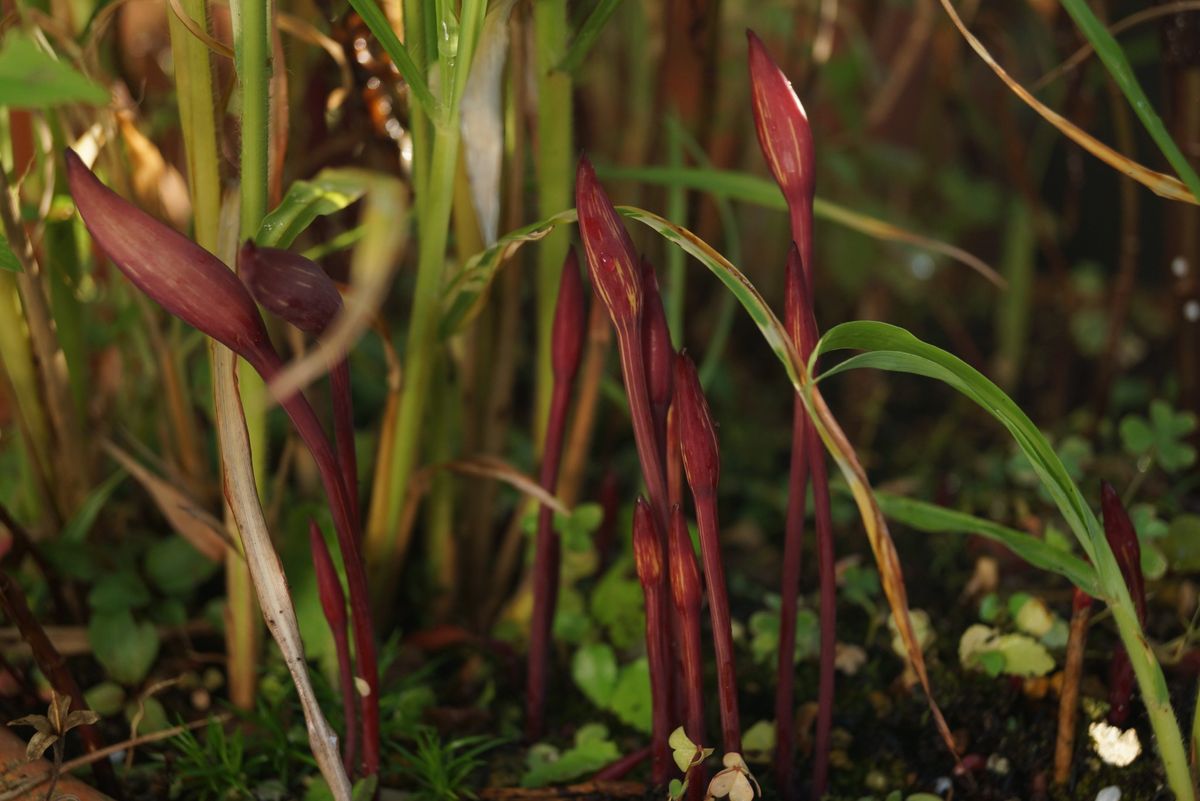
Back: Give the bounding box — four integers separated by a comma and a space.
1054, 587, 1093, 785
0, 572, 116, 795
310, 520, 358, 775
632, 498, 673, 783
526, 250, 586, 740
674, 352, 740, 753
668, 504, 706, 801
66, 151, 380, 776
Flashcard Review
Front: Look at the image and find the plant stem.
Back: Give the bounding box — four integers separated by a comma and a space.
668, 506, 706, 801
526, 377, 572, 739
1109, 599, 1196, 801
330, 357, 358, 527
808, 435, 836, 798
256, 357, 381, 776
693, 492, 740, 754
0, 572, 117, 795
774, 406, 809, 800
533, 0, 574, 445
1054, 590, 1091, 785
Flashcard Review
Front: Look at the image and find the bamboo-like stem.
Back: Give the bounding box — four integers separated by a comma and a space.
1054, 589, 1091, 785
0, 572, 117, 795
230, 0, 274, 711
532, 0, 574, 445
365, 0, 488, 588
0, 167, 87, 517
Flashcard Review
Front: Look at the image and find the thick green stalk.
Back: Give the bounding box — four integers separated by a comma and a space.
174, 0, 259, 708
366, 127, 459, 577
365, 0, 487, 582
1108, 599, 1196, 801
533, 0, 573, 445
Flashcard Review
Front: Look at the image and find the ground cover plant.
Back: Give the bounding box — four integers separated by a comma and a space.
0, 1, 1198, 800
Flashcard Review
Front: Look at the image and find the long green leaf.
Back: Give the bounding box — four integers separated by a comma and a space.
256, 170, 373, 248
1057, 0, 1200, 204
596, 164, 1003, 286
816, 321, 1105, 567
873, 491, 1100, 595
0, 36, 108, 108
345, 0, 437, 114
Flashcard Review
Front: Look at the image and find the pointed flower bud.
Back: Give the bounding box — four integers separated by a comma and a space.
674, 352, 720, 496
641, 259, 673, 411
64, 150, 273, 368
1100, 482, 1147, 624
747, 31, 815, 215
668, 505, 701, 611
784, 242, 818, 354
576, 155, 642, 332
552, 249, 587, 382
632, 497, 664, 588
309, 520, 348, 632
238, 242, 343, 335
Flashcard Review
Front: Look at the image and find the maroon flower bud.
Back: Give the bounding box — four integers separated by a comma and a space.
1100, 482, 1146, 624
552, 249, 587, 382
641, 259, 673, 413
632, 497, 664, 588
238, 242, 343, 335
65, 150, 274, 369
747, 30, 815, 219
576, 155, 642, 333
668, 506, 701, 612
674, 352, 720, 497
784, 242, 818, 355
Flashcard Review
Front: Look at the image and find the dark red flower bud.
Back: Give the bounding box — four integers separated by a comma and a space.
668, 505, 701, 611
747, 31, 815, 216
641, 259, 673, 411
674, 352, 719, 496
1100, 482, 1146, 624
552, 249, 587, 382
576, 155, 642, 332
65, 149, 273, 368
238, 242, 343, 335
784, 242, 817, 354
632, 497, 664, 588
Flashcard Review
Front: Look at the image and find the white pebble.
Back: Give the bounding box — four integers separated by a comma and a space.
1095, 786, 1121, 801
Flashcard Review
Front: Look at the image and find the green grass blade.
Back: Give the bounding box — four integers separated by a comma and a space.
256, 170, 372, 248
1057, 0, 1200, 203
873, 491, 1100, 595
596, 164, 1002, 286
816, 321, 1104, 566
558, 0, 623, 73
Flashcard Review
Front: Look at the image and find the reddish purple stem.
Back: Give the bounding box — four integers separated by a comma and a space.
309, 521, 359, 775
633, 498, 673, 782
